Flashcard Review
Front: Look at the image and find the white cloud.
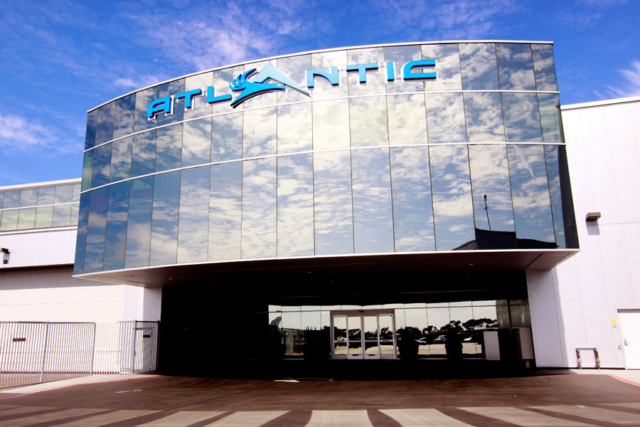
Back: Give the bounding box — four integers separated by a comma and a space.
114, 74, 167, 90
124, 1, 316, 73
605, 60, 640, 98
368, 0, 518, 39
0, 113, 54, 147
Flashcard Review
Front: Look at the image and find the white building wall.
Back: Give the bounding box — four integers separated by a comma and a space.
0, 210, 162, 323
530, 97, 640, 368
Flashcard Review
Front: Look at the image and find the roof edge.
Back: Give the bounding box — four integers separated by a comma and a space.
562, 95, 640, 111
0, 178, 81, 192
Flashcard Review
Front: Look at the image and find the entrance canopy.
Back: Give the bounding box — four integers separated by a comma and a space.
76, 249, 578, 288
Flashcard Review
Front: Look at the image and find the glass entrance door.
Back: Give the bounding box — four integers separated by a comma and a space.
331, 310, 397, 360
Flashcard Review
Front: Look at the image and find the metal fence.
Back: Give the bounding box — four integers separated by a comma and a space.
0, 321, 159, 389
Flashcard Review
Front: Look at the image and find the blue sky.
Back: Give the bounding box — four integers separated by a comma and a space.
1, 0, 639, 186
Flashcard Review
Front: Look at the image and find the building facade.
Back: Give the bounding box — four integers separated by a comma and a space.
5, 42, 635, 374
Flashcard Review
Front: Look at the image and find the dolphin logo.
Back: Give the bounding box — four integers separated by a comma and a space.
229, 64, 310, 108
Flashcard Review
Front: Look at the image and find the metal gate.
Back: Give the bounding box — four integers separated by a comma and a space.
0, 321, 159, 389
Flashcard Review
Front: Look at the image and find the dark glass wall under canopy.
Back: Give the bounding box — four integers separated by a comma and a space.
75, 41, 577, 276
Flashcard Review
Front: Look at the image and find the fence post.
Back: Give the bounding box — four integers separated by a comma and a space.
132, 320, 138, 374
90, 323, 97, 376
40, 322, 50, 383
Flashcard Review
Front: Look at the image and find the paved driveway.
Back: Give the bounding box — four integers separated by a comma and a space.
1, 373, 639, 426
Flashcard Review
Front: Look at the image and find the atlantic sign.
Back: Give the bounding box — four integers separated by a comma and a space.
147, 60, 436, 119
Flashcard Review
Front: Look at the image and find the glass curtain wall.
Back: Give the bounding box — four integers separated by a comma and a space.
74, 42, 576, 275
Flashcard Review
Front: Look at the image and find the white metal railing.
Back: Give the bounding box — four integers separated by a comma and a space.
0, 321, 159, 389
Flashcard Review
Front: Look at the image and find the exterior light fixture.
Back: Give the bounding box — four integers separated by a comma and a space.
1, 248, 9, 265
586, 212, 601, 222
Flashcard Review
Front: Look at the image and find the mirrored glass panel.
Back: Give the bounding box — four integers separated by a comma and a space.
91, 143, 112, 188
545, 145, 566, 248
182, 117, 211, 167
429, 145, 476, 250
464, 92, 505, 142
178, 166, 210, 263
350, 96, 389, 147
150, 171, 180, 266
459, 43, 500, 90
209, 162, 242, 261
243, 108, 276, 158
3, 191, 20, 208
276, 54, 312, 104
242, 158, 277, 259
313, 99, 350, 150
502, 93, 542, 142
20, 189, 38, 207
314, 151, 354, 255
95, 102, 115, 146
0, 193, 3, 208
310, 50, 348, 100
156, 79, 185, 127
113, 94, 136, 139
212, 66, 243, 113
211, 113, 243, 162
110, 137, 132, 182
468, 145, 516, 249
538, 94, 562, 142
70, 203, 79, 225
131, 130, 156, 178
422, 44, 462, 90
0, 209, 18, 231
425, 93, 466, 143
85, 109, 97, 150
155, 124, 183, 173
352, 148, 394, 253
52, 204, 72, 226
125, 176, 154, 268
17, 208, 36, 230
81, 151, 93, 192
134, 86, 158, 133
73, 193, 90, 274
55, 185, 73, 204
532, 44, 558, 91
496, 43, 535, 90
347, 48, 385, 96
103, 182, 129, 271
73, 184, 81, 202
84, 188, 108, 273
384, 45, 423, 93
277, 103, 312, 154
388, 94, 428, 146
404, 308, 428, 355
507, 145, 556, 247
277, 154, 314, 257
184, 71, 213, 117
35, 206, 54, 228
37, 187, 55, 206
390, 146, 435, 252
